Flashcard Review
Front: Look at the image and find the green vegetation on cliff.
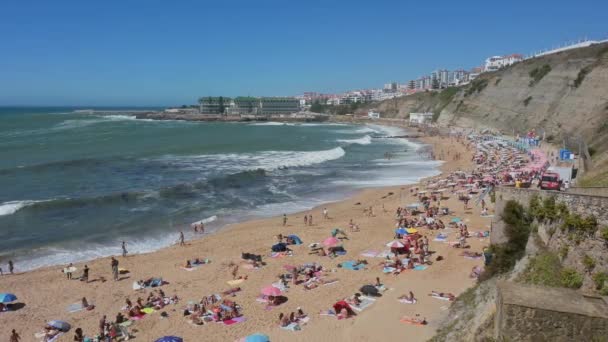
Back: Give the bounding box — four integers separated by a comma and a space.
529, 64, 551, 86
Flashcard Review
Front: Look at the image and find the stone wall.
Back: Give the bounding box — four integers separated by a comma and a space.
490, 187, 608, 245
496, 282, 608, 341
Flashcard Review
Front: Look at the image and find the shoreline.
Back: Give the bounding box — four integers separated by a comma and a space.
0, 127, 484, 342
4, 120, 430, 273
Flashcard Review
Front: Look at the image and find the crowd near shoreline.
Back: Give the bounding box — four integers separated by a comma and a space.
0, 123, 550, 342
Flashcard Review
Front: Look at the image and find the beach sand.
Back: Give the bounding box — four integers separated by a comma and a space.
0, 134, 490, 342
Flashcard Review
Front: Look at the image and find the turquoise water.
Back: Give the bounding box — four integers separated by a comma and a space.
0, 107, 441, 270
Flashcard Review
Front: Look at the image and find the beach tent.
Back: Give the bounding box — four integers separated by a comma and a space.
47, 320, 71, 332
287, 234, 302, 245
155, 337, 183, 342
245, 334, 270, 342
0, 293, 17, 303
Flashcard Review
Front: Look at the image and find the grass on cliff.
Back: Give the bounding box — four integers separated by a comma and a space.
433, 87, 460, 121
480, 200, 531, 280
573, 66, 592, 88
529, 64, 551, 86
464, 79, 488, 96
520, 251, 584, 289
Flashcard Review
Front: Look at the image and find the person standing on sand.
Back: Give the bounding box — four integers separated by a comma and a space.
323, 208, 328, 219
99, 315, 106, 338
304, 215, 308, 226
65, 263, 74, 280
282, 214, 287, 226
111, 257, 119, 281
82, 265, 89, 283
122, 241, 128, 257
308, 215, 313, 226
179, 231, 185, 246
9, 329, 21, 342
8, 260, 14, 274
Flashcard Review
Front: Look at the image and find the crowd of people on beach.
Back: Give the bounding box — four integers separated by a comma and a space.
3, 129, 559, 341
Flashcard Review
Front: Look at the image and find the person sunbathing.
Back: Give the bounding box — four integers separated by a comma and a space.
430, 291, 456, 301
184, 260, 192, 268
402, 315, 427, 325
278, 313, 290, 327
350, 293, 362, 306
296, 307, 306, 320
398, 291, 416, 303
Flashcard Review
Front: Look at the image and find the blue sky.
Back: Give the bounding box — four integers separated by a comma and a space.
1, 0, 606, 106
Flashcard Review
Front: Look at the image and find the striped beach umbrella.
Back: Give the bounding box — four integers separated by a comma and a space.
386, 240, 405, 248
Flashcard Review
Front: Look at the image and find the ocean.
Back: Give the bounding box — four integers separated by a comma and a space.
0, 107, 442, 271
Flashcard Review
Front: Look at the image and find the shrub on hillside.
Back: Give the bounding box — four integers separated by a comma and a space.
573, 66, 591, 88
523, 96, 532, 106
582, 254, 596, 272
480, 200, 531, 280
560, 268, 583, 289
529, 64, 551, 86
592, 272, 608, 290
521, 251, 563, 287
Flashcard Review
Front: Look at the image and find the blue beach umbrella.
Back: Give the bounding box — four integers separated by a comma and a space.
155, 337, 183, 342
0, 293, 17, 303
245, 334, 270, 342
395, 228, 408, 235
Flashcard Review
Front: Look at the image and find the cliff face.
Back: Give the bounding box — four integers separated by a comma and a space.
370, 42, 608, 184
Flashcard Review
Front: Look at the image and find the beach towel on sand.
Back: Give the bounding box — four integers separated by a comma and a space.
398, 298, 417, 304
340, 261, 366, 271
222, 316, 246, 325
350, 296, 375, 312
227, 279, 246, 286
67, 302, 94, 313
281, 322, 301, 331
360, 250, 379, 258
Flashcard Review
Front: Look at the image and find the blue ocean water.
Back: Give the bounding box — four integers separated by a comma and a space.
0, 107, 441, 270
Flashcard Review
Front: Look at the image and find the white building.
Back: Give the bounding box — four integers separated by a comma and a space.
409, 112, 434, 126
484, 54, 523, 72
368, 110, 380, 119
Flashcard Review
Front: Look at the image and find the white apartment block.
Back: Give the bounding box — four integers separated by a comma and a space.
484, 54, 523, 72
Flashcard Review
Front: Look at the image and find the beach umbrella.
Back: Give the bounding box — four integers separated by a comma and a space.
47, 320, 71, 332
0, 293, 17, 303
386, 240, 405, 248
323, 237, 340, 247
360, 285, 379, 296
155, 337, 183, 342
406, 228, 418, 234
245, 334, 270, 342
395, 228, 408, 235
261, 285, 282, 297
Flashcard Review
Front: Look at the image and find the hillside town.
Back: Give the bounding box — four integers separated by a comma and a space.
183, 38, 607, 116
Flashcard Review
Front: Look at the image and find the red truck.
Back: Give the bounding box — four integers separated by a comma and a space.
540, 172, 561, 191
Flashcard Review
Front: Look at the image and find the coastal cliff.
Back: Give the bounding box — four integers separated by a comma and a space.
367, 42, 608, 185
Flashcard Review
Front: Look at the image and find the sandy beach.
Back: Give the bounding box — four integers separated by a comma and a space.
0, 133, 490, 342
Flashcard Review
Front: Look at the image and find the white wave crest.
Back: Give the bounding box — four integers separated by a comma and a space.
154, 147, 346, 172
337, 135, 372, 145
249, 122, 291, 126
0, 200, 42, 216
